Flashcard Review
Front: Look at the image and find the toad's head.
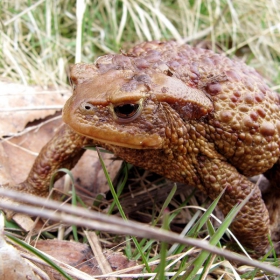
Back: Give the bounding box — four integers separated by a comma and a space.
63, 56, 212, 149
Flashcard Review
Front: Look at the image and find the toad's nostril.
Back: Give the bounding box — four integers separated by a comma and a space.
81, 102, 95, 111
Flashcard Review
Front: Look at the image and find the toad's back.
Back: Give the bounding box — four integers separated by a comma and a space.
67, 40, 280, 177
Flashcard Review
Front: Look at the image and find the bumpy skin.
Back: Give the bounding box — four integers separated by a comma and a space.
11, 41, 280, 255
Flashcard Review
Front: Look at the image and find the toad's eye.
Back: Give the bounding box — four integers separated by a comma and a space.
113, 103, 142, 122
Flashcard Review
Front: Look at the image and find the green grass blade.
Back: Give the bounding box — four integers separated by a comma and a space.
187, 188, 225, 237
107, 163, 128, 215
96, 148, 151, 272
182, 188, 255, 279
153, 184, 177, 226
51, 168, 79, 242
155, 210, 170, 279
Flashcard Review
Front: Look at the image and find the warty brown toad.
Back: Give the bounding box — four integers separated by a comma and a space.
7, 41, 280, 255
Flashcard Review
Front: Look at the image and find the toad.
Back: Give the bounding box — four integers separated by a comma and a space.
7, 41, 280, 255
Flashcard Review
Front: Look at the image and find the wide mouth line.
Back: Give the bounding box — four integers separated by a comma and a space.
84, 135, 147, 149
74, 129, 163, 149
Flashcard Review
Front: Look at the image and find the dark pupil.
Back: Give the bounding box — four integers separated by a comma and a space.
114, 104, 139, 118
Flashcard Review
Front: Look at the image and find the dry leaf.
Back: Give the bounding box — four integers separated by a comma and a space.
0, 81, 70, 136
34, 240, 140, 279
1, 117, 64, 185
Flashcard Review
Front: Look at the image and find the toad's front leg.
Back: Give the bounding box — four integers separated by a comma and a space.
196, 156, 270, 255
7, 124, 92, 197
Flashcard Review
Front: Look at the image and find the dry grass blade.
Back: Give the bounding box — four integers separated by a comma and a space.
1, 188, 280, 276
84, 231, 116, 279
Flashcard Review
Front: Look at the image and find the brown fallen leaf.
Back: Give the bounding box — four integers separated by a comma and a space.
1, 117, 64, 185
0, 80, 70, 136
33, 239, 141, 280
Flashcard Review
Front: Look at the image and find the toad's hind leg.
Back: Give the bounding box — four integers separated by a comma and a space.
196, 156, 270, 255
10, 124, 93, 197
263, 159, 280, 248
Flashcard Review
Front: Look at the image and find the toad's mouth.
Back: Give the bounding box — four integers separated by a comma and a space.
66, 122, 163, 149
